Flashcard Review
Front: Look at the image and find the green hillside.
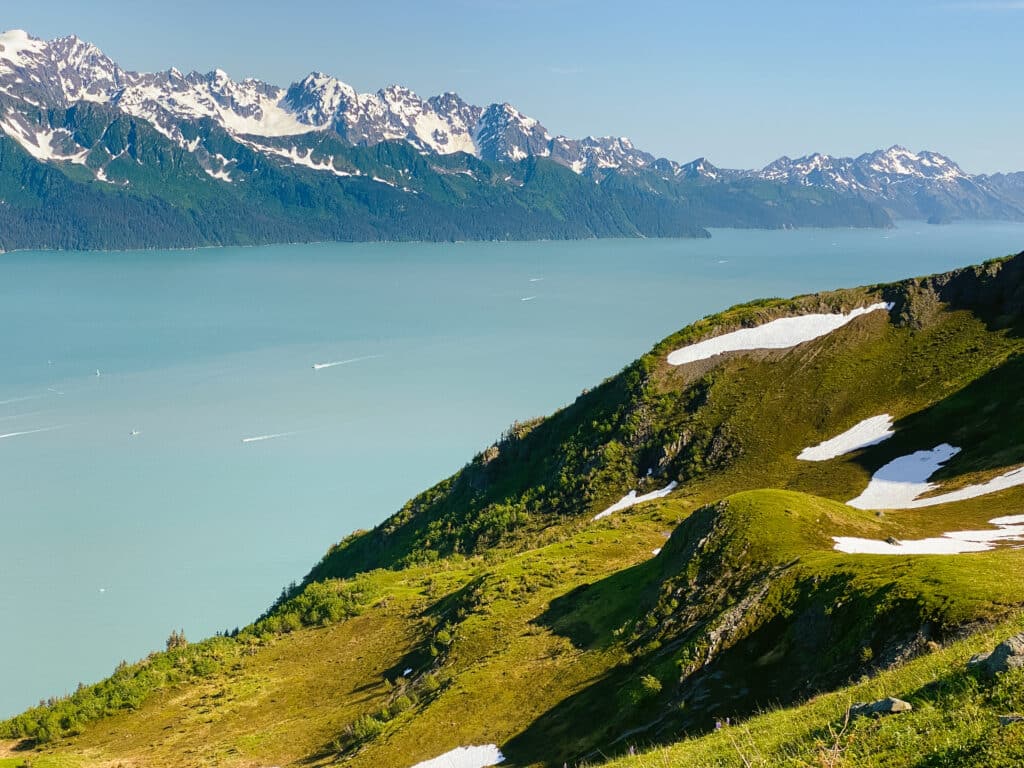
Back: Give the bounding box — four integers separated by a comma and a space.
3, 252, 1024, 768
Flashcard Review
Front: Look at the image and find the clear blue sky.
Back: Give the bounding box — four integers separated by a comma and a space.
5, 0, 1022, 173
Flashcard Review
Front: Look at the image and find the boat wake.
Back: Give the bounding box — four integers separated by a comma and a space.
0, 425, 66, 441
241, 431, 300, 444
312, 354, 382, 371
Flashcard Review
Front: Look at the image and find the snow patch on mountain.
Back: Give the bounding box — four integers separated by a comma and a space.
0, 115, 88, 164
238, 138, 353, 177
0, 29, 47, 66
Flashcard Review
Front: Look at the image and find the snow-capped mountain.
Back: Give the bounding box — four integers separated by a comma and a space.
751, 147, 1023, 221
0, 26, 1020, 245
757, 147, 969, 192
0, 29, 656, 179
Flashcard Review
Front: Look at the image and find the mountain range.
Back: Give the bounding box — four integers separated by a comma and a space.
3, 251, 1024, 767
0, 29, 1022, 251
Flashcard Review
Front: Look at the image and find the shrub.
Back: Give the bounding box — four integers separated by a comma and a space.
350, 714, 385, 742
390, 694, 414, 715
640, 674, 663, 696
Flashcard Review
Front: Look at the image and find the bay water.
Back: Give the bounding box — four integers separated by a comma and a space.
2, 222, 1023, 717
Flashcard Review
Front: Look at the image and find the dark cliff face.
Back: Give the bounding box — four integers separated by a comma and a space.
886, 252, 1024, 330
933, 253, 1024, 317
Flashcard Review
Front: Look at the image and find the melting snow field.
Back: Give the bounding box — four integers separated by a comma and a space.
847, 444, 1024, 510
667, 302, 892, 366
593, 481, 678, 521
798, 414, 895, 461
834, 514, 1024, 554
408, 745, 505, 768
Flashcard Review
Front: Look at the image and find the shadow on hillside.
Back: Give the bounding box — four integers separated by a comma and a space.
534, 557, 662, 651
504, 554, 982, 766
884, 251, 1024, 337
855, 352, 1024, 480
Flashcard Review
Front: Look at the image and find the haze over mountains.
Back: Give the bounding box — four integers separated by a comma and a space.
0, 28, 1022, 250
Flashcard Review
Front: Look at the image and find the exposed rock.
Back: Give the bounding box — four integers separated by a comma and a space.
480, 444, 500, 465
968, 634, 1024, 677
849, 697, 913, 719
889, 254, 1024, 331
999, 714, 1024, 727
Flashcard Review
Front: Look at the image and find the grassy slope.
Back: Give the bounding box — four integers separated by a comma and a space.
497, 489, 1024, 766
4, 254, 1024, 767
606, 614, 1024, 768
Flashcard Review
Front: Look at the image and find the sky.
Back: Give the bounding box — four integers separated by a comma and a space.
3, 0, 1022, 173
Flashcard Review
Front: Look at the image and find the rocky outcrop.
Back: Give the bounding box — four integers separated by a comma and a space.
968, 633, 1024, 677
849, 697, 913, 719
889, 252, 1024, 330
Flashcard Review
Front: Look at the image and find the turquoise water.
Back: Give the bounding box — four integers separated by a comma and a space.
2, 222, 1023, 717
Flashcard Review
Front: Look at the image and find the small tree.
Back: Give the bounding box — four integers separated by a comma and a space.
166, 628, 188, 651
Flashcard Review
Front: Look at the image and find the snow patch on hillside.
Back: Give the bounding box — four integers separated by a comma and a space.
833, 536, 989, 555
847, 444, 1024, 510
594, 481, 678, 521
667, 303, 893, 366
798, 414, 895, 461
408, 744, 505, 768
834, 516, 1024, 555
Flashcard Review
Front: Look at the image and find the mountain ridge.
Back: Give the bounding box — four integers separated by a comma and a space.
3, 29, 1018, 188
0, 28, 1021, 251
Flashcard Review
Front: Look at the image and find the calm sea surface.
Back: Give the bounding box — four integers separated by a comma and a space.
2, 222, 1023, 716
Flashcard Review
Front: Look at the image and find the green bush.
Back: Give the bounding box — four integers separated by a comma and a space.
350, 713, 385, 742
0, 637, 237, 744
640, 674, 663, 696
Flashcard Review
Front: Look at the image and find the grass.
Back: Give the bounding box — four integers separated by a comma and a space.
604, 614, 1024, 768
1, 519, 671, 768
0, 759, 80, 768
493, 489, 1024, 765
